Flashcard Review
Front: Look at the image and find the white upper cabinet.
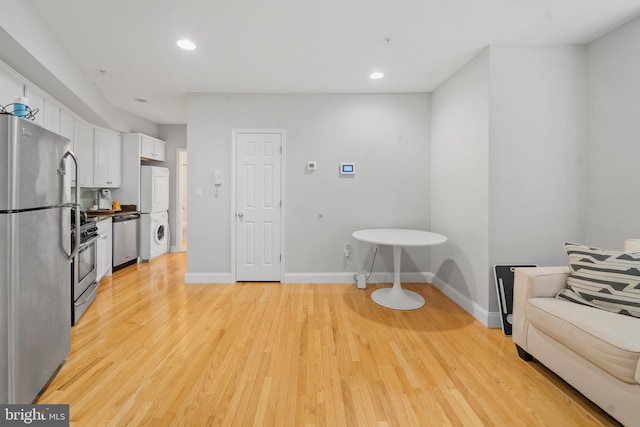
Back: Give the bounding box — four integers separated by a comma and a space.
25, 86, 63, 135
113, 132, 166, 208
43, 98, 61, 134
24, 86, 45, 127
2, 60, 124, 190
140, 135, 165, 161
59, 109, 74, 140
0, 67, 24, 108
59, 109, 75, 185
94, 128, 122, 187
73, 120, 94, 187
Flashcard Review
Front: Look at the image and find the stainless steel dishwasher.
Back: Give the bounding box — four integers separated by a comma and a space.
112, 213, 140, 270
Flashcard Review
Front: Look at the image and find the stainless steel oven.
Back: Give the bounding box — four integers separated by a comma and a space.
71, 220, 99, 325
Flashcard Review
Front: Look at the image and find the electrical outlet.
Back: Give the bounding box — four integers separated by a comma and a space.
343, 243, 351, 258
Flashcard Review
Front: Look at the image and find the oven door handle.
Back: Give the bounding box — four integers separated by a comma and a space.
80, 235, 99, 248
74, 281, 98, 307
61, 150, 80, 260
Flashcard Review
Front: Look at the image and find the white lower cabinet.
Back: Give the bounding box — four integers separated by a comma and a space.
96, 218, 113, 281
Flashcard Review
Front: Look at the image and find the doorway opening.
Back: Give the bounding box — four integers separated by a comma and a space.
176, 148, 187, 252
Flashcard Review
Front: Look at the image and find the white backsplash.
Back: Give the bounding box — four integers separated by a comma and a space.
78, 188, 100, 210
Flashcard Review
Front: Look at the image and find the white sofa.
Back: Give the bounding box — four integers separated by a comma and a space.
513, 261, 640, 426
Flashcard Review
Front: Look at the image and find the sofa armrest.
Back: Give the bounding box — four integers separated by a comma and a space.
512, 266, 570, 350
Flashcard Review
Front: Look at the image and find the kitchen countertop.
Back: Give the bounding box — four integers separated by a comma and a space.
86, 210, 140, 222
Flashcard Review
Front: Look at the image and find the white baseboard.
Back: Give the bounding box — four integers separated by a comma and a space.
487, 312, 502, 328
431, 276, 502, 328
281, 271, 435, 284
282, 273, 355, 284
184, 271, 437, 286
184, 273, 234, 284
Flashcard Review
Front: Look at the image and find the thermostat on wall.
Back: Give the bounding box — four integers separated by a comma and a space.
340, 162, 355, 175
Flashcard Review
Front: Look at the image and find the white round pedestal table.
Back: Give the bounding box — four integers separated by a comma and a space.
352, 229, 447, 310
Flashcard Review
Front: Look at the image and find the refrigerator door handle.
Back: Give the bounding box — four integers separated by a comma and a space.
61, 150, 81, 260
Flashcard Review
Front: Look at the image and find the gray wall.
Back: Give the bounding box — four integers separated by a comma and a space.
430, 45, 587, 326
158, 124, 187, 250
489, 45, 588, 269
430, 49, 491, 321
186, 93, 430, 282
586, 16, 640, 249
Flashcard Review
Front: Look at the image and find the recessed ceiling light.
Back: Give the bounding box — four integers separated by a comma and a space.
370, 72, 384, 80
176, 39, 196, 51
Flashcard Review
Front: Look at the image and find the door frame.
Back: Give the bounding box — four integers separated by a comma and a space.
175, 148, 187, 252
231, 129, 286, 282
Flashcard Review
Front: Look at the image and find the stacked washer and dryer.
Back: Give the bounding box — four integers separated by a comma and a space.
140, 166, 170, 261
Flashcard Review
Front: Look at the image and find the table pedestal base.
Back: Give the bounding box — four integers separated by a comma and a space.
371, 287, 425, 310
370, 245, 425, 310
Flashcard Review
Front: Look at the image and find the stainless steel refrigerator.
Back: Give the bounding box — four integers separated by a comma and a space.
1, 114, 79, 403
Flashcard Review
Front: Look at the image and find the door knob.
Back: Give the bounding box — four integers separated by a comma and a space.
237, 212, 244, 218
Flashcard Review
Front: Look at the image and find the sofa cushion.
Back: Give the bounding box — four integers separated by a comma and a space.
563, 242, 640, 318
527, 297, 640, 384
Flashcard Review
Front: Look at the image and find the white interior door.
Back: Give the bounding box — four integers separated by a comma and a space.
236, 132, 282, 281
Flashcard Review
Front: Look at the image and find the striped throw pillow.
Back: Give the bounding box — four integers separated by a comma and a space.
557, 242, 640, 318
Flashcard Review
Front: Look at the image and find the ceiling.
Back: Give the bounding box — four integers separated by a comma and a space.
30, 0, 640, 125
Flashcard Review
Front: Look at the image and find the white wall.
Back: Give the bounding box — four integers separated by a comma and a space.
430, 49, 491, 321
586, 16, 640, 248
431, 45, 587, 326
186, 94, 430, 282
158, 124, 187, 250
110, 106, 159, 136
489, 45, 588, 272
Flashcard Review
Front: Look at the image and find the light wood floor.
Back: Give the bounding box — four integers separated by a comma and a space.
39, 253, 619, 426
